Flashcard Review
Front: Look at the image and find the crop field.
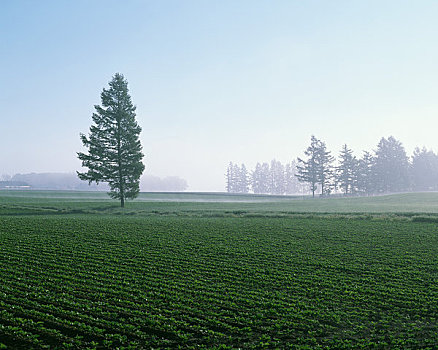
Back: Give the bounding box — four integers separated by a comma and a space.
0, 191, 438, 349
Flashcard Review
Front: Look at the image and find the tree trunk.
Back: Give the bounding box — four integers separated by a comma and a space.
116, 116, 124, 208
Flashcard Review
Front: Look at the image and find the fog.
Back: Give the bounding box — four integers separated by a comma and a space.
0, 173, 187, 193
1, 1, 438, 192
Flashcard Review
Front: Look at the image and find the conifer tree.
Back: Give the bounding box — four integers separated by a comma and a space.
296, 136, 334, 197
226, 162, 234, 193
77, 73, 145, 207
232, 163, 241, 192
411, 147, 438, 191
296, 136, 320, 197
268, 160, 283, 195
285, 160, 300, 194
316, 139, 335, 195
374, 136, 410, 193
260, 162, 271, 194
251, 163, 263, 194
336, 144, 357, 195
239, 164, 250, 193
357, 151, 375, 195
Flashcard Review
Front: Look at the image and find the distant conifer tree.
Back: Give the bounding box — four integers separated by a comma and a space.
239, 164, 250, 193
296, 135, 334, 197
270, 159, 285, 195
373, 136, 409, 193
296, 136, 319, 197
356, 151, 375, 195
226, 162, 234, 193
336, 144, 358, 195
285, 160, 301, 194
411, 147, 438, 191
316, 139, 335, 196
251, 163, 263, 194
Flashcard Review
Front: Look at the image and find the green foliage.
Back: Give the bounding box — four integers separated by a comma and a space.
297, 135, 334, 197
374, 136, 410, 193
356, 150, 375, 195
6, 191, 438, 216
296, 135, 320, 196
336, 144, 358, 195
411, 215, 438, 223
411, 147, 438, 191
77, 73, 145, 207
226, 162, 249, 193
0, 202, 437, 348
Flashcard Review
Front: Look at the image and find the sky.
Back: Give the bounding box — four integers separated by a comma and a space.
1, 0, 438, 191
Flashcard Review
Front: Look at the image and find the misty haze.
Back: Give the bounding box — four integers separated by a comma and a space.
1, 1, 438, 349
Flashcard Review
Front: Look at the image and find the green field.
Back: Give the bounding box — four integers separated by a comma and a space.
1, 191, 438, 349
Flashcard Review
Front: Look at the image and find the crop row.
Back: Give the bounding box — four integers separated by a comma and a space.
0, 215, 437, 348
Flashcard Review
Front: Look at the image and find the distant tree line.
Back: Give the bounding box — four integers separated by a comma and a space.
226, 160, 306, 195
226, 136, 438, 196
0, 173, 188, 192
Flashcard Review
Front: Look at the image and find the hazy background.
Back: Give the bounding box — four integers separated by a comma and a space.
1, 0, 437, 191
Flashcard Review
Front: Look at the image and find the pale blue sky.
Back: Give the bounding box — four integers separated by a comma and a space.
1, 1, 438, 191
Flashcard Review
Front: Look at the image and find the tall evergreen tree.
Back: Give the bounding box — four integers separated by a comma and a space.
285, 160, 301, 194
226, 162, 249, 193
411, 147, 438, 191
260, 162, 271, 194
251, 163, 262, 194
226, 162, 234, 193
239, 164, 250, 193
374, 136, 410, 193
232, 163, 242, 192
296, 135, 320, 197
316, 139, 335, 195
336, 144, 357, 195
356, 151, 375, 195
297, 136, 334, 196
77, 73, 145, 207
251, 162, 271, 194
270, 159, 285, 195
